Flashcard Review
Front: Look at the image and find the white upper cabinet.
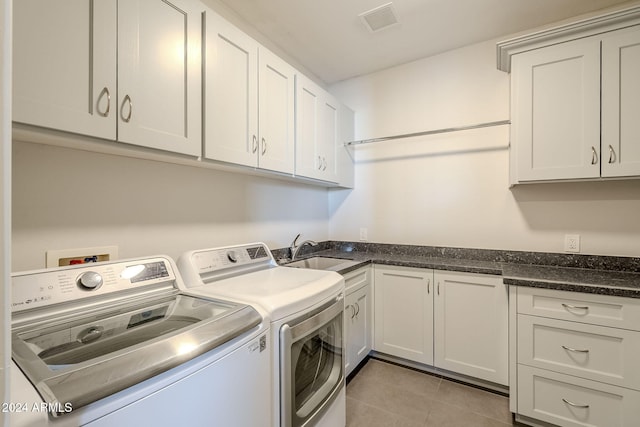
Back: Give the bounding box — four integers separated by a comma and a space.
257, 49, 295, 174
118, 0, 201, 156
511, 37, 601, 182
14, 1, 352, 186
13, 0, 201, 156
602, 26, 640, 178
499, 6, 640, 184
295, 75, 339, 183
13, 0, 117, 140
203, 10, 295, 174
203, 10, 258, 167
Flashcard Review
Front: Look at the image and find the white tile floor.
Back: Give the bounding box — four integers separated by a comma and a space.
346, 359, 516, 427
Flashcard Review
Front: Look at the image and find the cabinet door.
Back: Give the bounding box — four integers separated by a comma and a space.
374, 266, 433, 365
295, 75, 339, 183
511, 37, 601, 182
345, 283, 372, 376
602, 25, 640, 178
434, 271, 508, 385
13, 0, 117, 139
295, 75, 322, 180
258, 49, 295, 174
118, 0, 201, 156
203, 10, 257, 166
319, 94, 339, 182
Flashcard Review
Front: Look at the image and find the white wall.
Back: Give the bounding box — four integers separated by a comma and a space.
329, 39, 640, 258
12, 141, 329, 271
1, 0, 10, 423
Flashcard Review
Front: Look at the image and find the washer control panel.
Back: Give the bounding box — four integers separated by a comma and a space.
11, 257, 176, 313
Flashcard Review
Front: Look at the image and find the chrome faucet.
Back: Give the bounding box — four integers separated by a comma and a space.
290, 233, 318, 260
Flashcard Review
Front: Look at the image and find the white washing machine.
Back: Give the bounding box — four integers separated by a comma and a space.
10, 256, 271, 427
178, 242, 346, 427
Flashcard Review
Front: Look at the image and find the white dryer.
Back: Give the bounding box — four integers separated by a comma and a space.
178, 242, 346, 427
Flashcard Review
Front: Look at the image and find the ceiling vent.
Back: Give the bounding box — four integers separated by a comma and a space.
359, 3, 399, 33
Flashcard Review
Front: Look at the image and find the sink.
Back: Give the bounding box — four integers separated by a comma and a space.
285, 257, 360, 271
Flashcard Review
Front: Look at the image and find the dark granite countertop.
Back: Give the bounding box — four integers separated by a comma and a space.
274, 241, 640, 298
296, 249, 504, 276
502, 264, 640, 298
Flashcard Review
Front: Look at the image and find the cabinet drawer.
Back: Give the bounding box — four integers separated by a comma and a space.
518, 365, 640, 427
344, 267, 370, 293
517, 287, 640, 331
518, 315, 640, 389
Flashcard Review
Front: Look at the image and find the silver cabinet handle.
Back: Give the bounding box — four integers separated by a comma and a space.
427, 279, 430, 294
97, 87, 111, 117
346, 304, 356, 319
608, 145, 616, 164
322, 157, 327, 171
252, 135, 258, 153
317, 156, 323, 170
354, 302, 360, 317
562, 303, 589, 311
437, 282, 440, 296
591, 146, 598, 165
562, 398, 589, 409
562, 345, 590, 353
121, 94, 132, 123
261, 137, 267, 155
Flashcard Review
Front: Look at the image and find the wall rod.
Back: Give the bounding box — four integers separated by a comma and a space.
345, 119, 511, 146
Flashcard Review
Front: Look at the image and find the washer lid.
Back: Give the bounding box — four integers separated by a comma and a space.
12, 293, 262, 417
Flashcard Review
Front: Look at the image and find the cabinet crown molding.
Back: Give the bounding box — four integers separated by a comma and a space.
497, 4, 640, 72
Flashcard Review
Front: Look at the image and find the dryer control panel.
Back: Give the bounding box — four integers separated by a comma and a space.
178, 243, 276, 286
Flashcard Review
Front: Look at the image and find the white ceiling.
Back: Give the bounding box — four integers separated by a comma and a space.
216, 0, 633, 84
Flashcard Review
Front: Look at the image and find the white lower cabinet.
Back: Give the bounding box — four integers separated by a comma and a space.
374, 265, 434, 365
514, 286, 640, 426
344, 267, 372, 376
373, 266, 508, 385
434, 271, 508, 385
518, 365, 640, 427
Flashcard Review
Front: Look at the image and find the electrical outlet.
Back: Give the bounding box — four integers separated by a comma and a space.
564, 234, 580, 253
359, 228, 368, 241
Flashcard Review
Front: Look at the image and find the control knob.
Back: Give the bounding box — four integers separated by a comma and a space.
77, 271, 103, 290
227, 251, 238, 263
